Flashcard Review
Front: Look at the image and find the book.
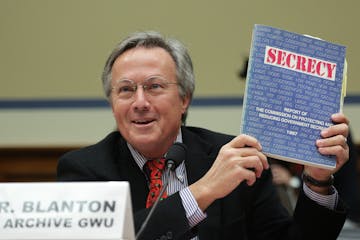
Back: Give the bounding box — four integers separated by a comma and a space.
240, 24, 347, 169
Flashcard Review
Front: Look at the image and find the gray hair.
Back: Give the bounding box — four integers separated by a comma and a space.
101, 31, 195, 123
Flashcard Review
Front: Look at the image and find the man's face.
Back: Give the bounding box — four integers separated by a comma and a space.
110, 47, 190, 158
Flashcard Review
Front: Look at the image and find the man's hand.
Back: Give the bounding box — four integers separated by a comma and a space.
304, 113, 349, 194
189, 134, 268, 211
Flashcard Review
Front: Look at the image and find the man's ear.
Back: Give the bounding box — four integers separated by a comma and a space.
181, 95, 191, 114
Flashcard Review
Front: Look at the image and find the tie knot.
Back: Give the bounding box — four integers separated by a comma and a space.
146, 158, 166, 171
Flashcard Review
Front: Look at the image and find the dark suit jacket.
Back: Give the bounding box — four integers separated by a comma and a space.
57, 126, 346, 240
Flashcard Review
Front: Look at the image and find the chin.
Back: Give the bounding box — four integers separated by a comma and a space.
129, 134, 160, 147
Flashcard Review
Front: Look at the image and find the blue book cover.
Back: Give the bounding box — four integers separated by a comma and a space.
240, 24, 347, 169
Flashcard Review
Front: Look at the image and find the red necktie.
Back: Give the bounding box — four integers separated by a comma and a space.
145, 158, 167, 208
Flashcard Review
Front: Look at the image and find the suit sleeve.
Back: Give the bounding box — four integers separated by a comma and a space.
243, 170, 346, 240
293, 190, 346, 239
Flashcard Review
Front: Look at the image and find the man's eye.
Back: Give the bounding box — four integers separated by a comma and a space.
148, 83, 164, 90
119, 86, 134, 93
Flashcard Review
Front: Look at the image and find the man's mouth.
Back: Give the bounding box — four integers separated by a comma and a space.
132, 119, 155, 125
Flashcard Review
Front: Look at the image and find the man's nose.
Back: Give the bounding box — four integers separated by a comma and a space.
132, 87, 150, 109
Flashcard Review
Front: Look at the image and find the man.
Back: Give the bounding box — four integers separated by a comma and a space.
57, 31, 349, 239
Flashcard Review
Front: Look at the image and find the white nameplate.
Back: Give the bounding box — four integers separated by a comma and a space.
0, 182, 135, 240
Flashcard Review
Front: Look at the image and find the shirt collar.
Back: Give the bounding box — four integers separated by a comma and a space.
128, 129, 183, 171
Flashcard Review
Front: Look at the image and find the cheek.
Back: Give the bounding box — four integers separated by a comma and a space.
162, 100, 186, 120
112, 103, 128, 121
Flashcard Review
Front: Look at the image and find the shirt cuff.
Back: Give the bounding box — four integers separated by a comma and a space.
303, 183, 338, 210
179, 187, 207, 228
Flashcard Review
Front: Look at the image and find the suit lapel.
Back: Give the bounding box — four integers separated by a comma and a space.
115, 137, 149, 211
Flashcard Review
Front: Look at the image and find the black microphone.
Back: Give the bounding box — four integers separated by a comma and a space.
165, 142, 187, 171
135, 142, 187, 240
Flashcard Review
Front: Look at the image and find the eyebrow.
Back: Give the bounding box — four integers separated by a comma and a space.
113, 75, 167, 84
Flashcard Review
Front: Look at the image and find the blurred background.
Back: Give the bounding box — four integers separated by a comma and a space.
1, 0, 360, 146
